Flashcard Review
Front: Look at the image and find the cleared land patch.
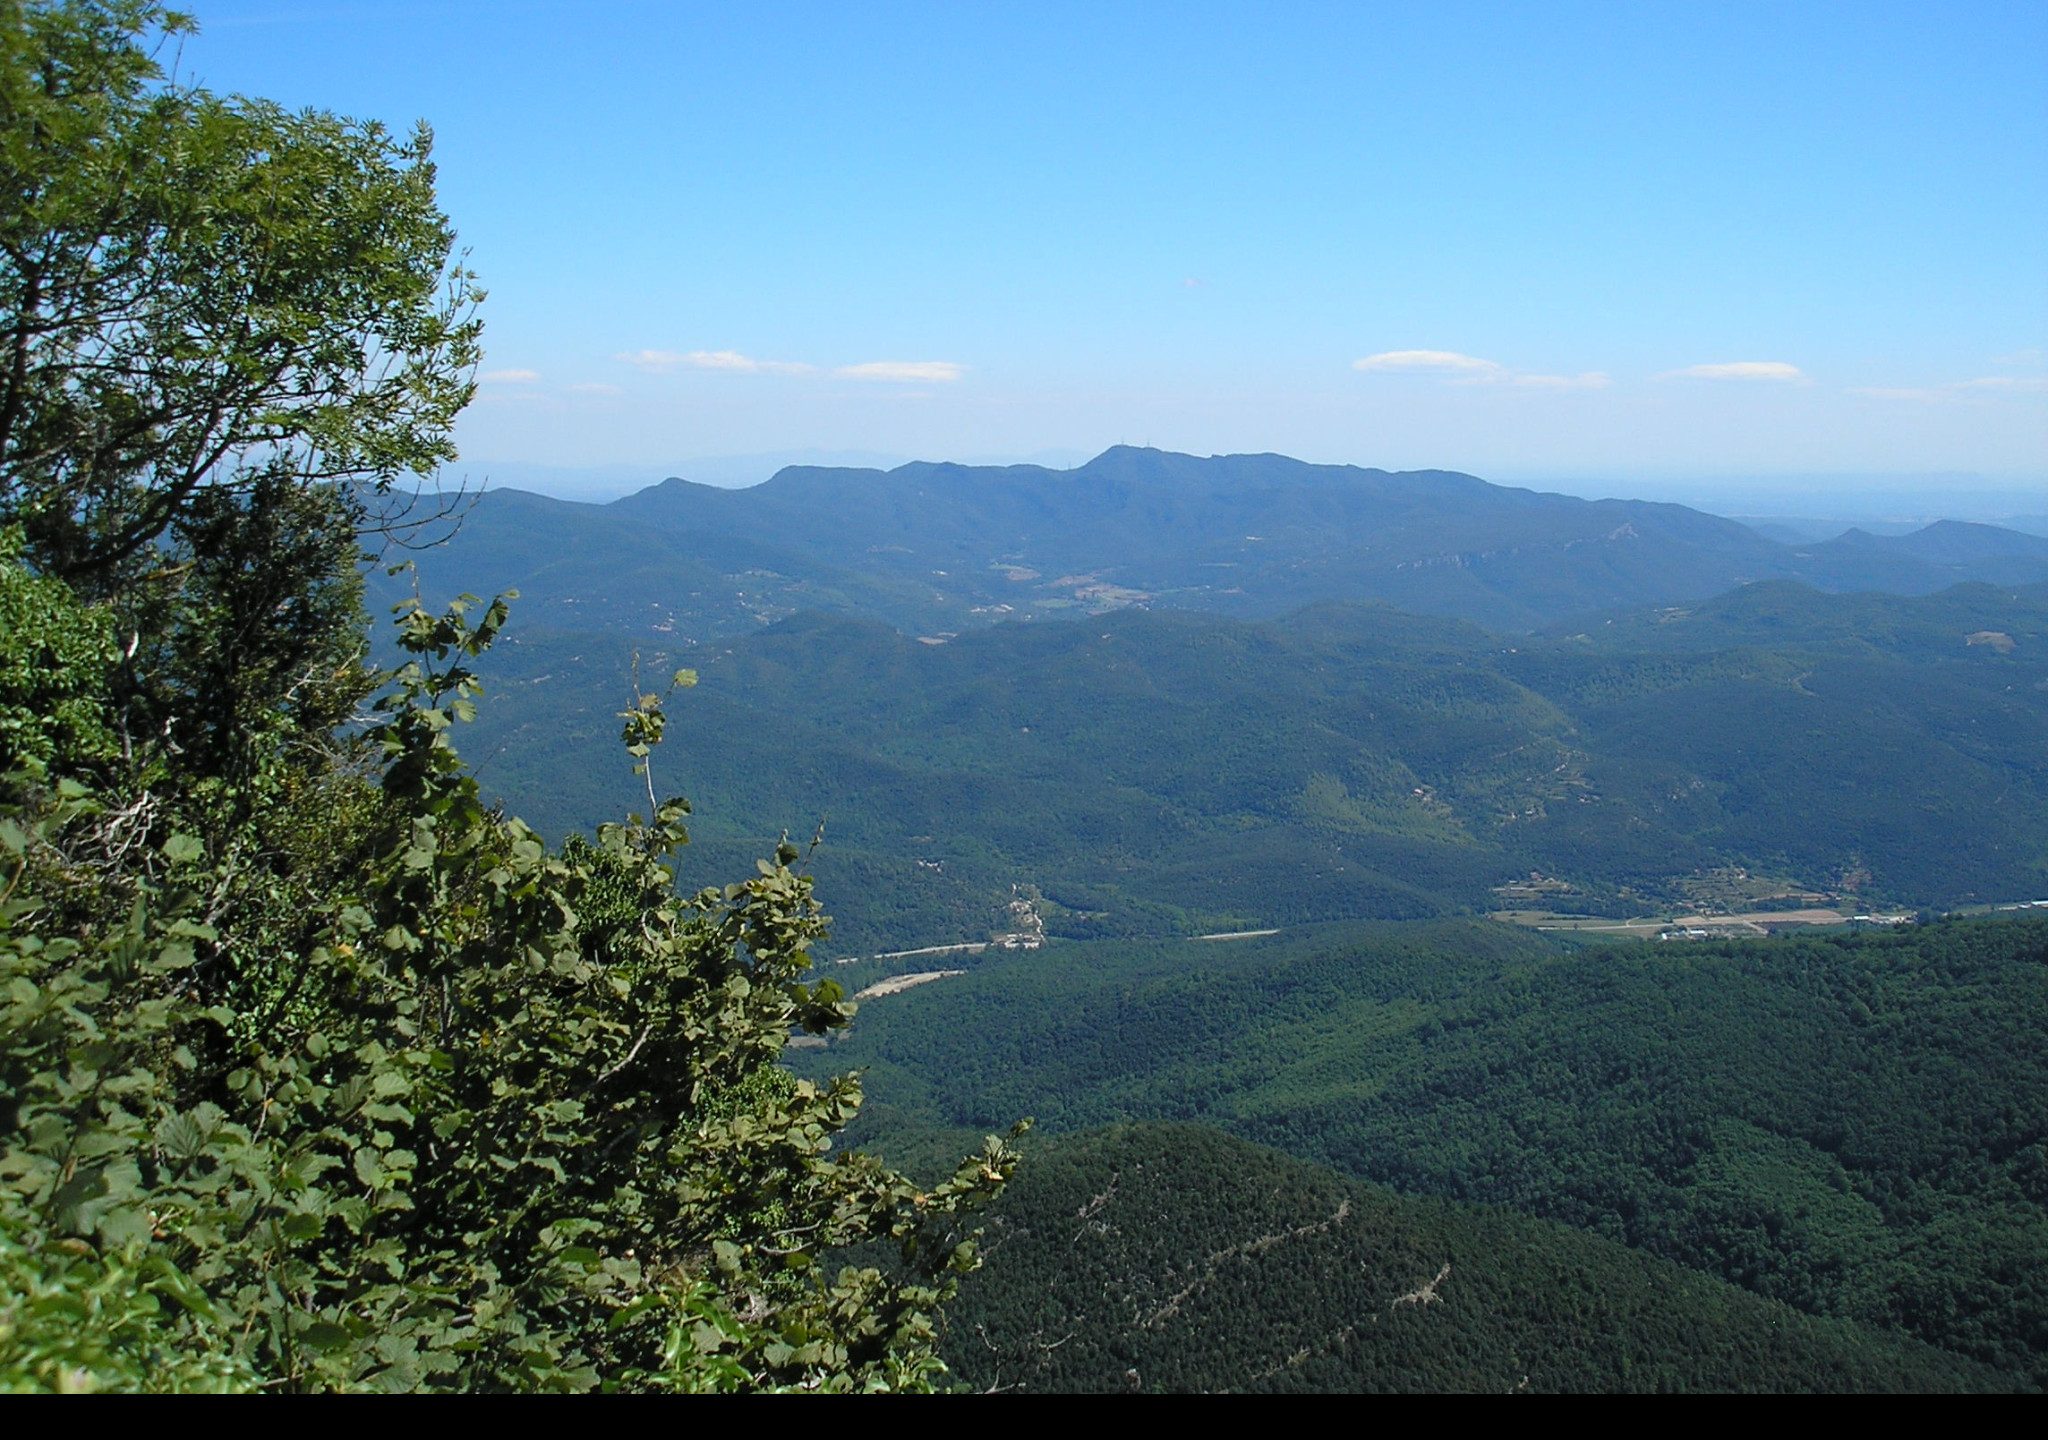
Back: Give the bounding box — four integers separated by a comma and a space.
855, 969, 967, 1001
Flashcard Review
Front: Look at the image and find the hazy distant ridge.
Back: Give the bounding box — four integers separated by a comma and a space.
388, 447, 2048, 641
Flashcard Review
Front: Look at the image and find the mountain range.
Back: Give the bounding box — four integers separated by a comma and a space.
377, 447, 2048, 641
381, 445, 2048, 1391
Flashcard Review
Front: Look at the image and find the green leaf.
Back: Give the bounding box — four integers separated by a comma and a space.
155, 1110, 212, 1160
299, 1321, 355, 1353
161, 833, 205, 864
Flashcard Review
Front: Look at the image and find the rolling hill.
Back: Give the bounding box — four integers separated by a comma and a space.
795, 914, 2048, 1385
446, 579, 2048, 952
362, 447, 2048, 1391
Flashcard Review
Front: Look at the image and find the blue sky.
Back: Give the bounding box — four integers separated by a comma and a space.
187, 1, 2045, 498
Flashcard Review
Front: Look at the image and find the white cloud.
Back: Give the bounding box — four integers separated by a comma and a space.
1991, 348, 2042, 366
611, 350, 964, 382
615, 348, 813, 375
1660, 361, 1806, 383
481, 368, 541, 384
1352, 350, 1610, 391
1353, 349, 1505, 376
615, 349, 687, 372
835, 360, 965, 383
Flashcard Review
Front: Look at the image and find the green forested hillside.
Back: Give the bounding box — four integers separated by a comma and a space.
1556, 576, 2048, 655
449, 582, 2048, 953
939, 1124, 2003, 1393
791, 915, 2048, 1383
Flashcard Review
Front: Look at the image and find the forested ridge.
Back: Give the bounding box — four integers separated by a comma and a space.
376, 447, 2048, 644
443, 580, 2048, 953
940, 1124, 2003, 1393
795, 915, 2048, 1384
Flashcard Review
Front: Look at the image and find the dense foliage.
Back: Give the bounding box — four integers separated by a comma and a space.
0, 576, 1019, 1392
943, 1123, 2000, 1393
791, 915, 2048, 1385
0, 2, 1016, 1393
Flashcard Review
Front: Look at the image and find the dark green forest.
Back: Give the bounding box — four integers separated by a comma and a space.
792, 915, 2048, 1385
443, 581, 2048, 954
940, 1123, 2000, 1393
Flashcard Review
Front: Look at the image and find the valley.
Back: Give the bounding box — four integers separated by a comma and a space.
440, 571, 2048, 954
389, 449, 2048, 1390
9, 0, 2039, 1395
1490, 906, 1920, 941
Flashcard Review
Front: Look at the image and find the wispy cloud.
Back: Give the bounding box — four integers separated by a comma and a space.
1659, 361, 1806, 383
615, 348, 814, 375
835, 360, 965, 383
1354, 349, 1504, 376
566, 382, 621, 394
481, 368, 541, 384
1353, 350, 1608, 390
613, 349, 966, 383
1991, 348, 2042, 366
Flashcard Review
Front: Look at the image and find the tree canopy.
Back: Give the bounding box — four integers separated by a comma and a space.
0, 0, 480, 591
0, 2, 1019, 1393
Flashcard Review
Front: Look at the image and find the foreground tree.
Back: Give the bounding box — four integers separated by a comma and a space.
0, 0, 479, 593
2, 570, 1023, 1392
0, 2, 1020, 1393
